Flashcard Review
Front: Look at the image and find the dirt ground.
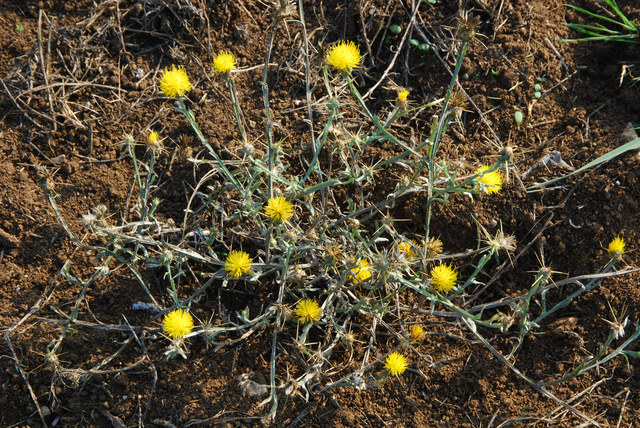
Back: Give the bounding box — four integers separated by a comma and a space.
1, 0, 640, 426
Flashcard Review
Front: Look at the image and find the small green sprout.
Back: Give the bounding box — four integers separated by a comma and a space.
514, 110, 524, 128
534, 84, 542, 99
16, 23, 24, 33
389, 24, 402, 35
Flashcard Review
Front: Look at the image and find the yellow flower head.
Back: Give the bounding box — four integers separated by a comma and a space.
159, 65, 191, 98
474, 164, 503, 195
430, 264, 458, 293
213, 50, 237, 75
147, 131, 162, 151
148, 131, 159, 143
163, 309, 194, 339
398, 240, 419, 259
384, 351, 408, 377
295, 299, 322, 323
264, 196, 293, 222
350, 258, 372, 283
409, 324, 426, 342
607, 236, 625, 260
326, 40, 362, 72
397, 90, 410, 101
225, 250, 252, 278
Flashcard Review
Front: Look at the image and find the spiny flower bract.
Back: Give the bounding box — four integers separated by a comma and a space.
163, 309, 194, 339
384, 351, 408, 377
295, 299, 322, 323
225, 250, 252, 278
213, 50, 237, 74
607, 236, 626, 260
430, 264, 458, 293
326, 40, 362, 72
264, 196, 293, 222
474, 164, 503, 195
350, 258, 372, 283
159, 65, 191, 98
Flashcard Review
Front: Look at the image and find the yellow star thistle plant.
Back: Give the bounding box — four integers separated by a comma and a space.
607, 235, 626, 260
264, 196, 293, 222
213, 50, 237, 75
326, 40, 362, 72
384, 351, 408, 377
350, 258, 372, 283
397, 90, 410, 101
225, 250, 252, 278
159, 65, 191, 98
474, 164, 503, 195
430, 264, 458, 293
295, 299, 322, 323
163, 309, 194, 339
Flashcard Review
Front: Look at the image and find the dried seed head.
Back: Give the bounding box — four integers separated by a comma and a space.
36, 166, 57, 191
237, 372, 268, 397
486, 229, 517, 255
409, 324, 426, 341
456, 11, 481, 42
500, 146, 514, 161
240, 142, 254, 156
342, 330, 356, 348
603, 303, 628, 341
497, 310, 517, 333
271, 0, 297, 21
287, 265, 307, 284
449, 90, 469, 111
83, 204, 110, 229
324, 243, 345, 265
398, 240, 420, 259
425, 237, 444, 258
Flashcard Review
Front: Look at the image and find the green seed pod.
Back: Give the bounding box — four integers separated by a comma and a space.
419, 43, 431, 51
389, 25, 402, 35
410, 38, 420, 47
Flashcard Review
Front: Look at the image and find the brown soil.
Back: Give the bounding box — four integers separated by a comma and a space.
1, 0, 640, 427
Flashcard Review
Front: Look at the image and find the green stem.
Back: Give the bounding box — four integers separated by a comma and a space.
176, 99, 244, 196
424, 39, 469, 245
225, 77, 247, 143
345, 75, 421, 159
302, 107, 335, 184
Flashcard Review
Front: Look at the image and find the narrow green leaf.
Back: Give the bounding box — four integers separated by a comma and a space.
528, 137, 640, 189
